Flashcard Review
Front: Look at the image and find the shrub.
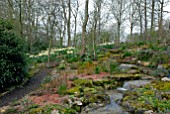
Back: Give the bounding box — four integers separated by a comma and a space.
0, 19, 27, 90
151, 53, 169, 64
58, 63, 66, 70
57, 84, 67, 95
123, 51, 132, 58
110, 62, 119, 74
95, 66, 101, 74
136, 50, 153, 61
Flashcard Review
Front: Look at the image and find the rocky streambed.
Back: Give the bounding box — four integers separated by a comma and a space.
81, 79, 152, 114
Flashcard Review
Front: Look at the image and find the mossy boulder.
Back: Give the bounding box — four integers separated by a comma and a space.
67, 86, 81, 95
152, 81, 170, 91
83, 87, 97, 94
163, 64, 170, 69
110, 74, 142, 81
73, 79, 93, 87
103, 84, 117, 90
93, 79, 113, 86
122, 81, 170, 113
83, 92, 110, 104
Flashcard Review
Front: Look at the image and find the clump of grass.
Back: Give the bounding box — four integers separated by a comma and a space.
95, 66, 101, 74
57, 84, 67, 95
123, 51, 132, 58
136, 50, 153, 61
110, 62, 119, 74
58, 63, 66, 70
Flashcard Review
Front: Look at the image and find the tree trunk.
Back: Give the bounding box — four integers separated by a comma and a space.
67, 0, 71, 46
19, 0, 23, 37
7, 0, 14, 23
48, 35, 52, 67
159, 0, 164, 42
144, 0, 147, 40
81, 0, 89, 56
117, 21, 121, 44
150, 0, 155, 38
73, 16, 77, 47
92, 23, 97, 60
138, 0, 143, 40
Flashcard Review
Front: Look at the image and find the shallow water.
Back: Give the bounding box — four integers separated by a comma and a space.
87, 90, 128, 114
83, 80, 152, 114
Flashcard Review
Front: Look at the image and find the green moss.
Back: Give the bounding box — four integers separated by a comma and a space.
143, 90, 154, 96
73, 79, 93, 87
67, 86, 81, 95
123, 96, 131, 101
29, 107, 43, 114
29, 104, 76, 114
111, 74, 141, 80
93, 80, 105, 86
152, 81, 170, 91
104, 84, 116, 90
83, 87, 97, 94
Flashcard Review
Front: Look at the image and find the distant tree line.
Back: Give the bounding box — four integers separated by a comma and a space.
0, 0, 170, 55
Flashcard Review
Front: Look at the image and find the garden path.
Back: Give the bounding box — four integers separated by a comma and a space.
0, 67, 52, 107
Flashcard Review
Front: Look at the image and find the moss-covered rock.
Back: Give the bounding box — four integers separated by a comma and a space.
67, 86, 81, 95
83, 92, 110, 104
110, 74, 142, 81
83, 87, 97, 94
73, 79, 93, 87
93, 79, 113, 86
122, 81, 170, 113
151, 81, 170, 91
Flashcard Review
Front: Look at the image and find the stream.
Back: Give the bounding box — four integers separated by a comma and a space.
84, 80, 152, 114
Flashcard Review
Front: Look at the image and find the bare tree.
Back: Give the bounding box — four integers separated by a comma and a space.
61, 0, 71, 47
129, 0, 138, 40
81, 0, 89, 56
150, 0, 155, 36
110, 0, 128, 44
38, 0, 61, 65
71, 0, 80, 47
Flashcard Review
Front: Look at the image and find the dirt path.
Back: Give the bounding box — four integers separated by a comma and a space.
0, 67, 52, 107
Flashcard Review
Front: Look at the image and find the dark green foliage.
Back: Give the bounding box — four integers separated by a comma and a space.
149, 44, 166, 51
110, 62, 119, 74
123, 51, 132, 58
98, 44, 114, 49
0, 19, 27, 90
58, 84, 67, 95
65, 53, 79, 63
136, 50, 153, 61
151, 53, 169, 64
135, 41, 145, 46
95, 66, 101, 74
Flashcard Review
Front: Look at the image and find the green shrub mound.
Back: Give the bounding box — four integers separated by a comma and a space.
0, 19, 27, 90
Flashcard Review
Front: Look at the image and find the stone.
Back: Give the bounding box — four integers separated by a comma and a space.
67, 86, 81, 95
127, 69, 141, 74
157, 64, 164, 70
73, 79, 93, 87
110, 74, 142, 81
117, 87, 128, 92
141, 76, 156, 80
137, 61, 151, 67
161, 77, 170, 81
51, 110, 60, 114
74, 100, 83, 106
118, 64, 137, 71
123, 80, 151, 90
144, 110, 153, 114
